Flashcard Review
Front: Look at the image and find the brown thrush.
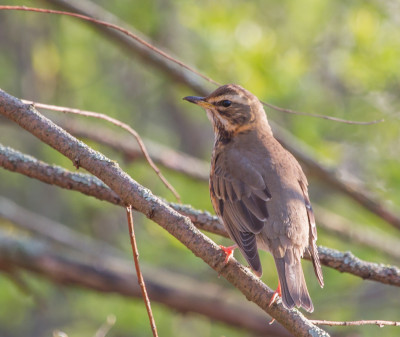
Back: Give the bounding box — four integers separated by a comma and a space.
183, 84, 324, 312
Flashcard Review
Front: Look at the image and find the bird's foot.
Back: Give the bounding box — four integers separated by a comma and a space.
219, 244, 238, 264
268, 282, 281, 308
268, 282, 281, 325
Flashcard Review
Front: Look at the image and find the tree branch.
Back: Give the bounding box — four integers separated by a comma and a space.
0, 89, 328, 336
311, 320, 400, 327
0, 196, 123, 258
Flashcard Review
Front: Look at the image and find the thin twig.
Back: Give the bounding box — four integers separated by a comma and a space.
1, 4, 383, 125
22, 99, 181, 203
94, 315, 116, 337
262, 101, 384, 125
311, 320, 400, 327
126, 206, 158, 337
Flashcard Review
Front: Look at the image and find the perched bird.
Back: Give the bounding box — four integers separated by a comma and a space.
183, 84, 324, 312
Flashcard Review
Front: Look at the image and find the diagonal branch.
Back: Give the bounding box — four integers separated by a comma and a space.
1, 143, 399, 288
0, 89, 328, 336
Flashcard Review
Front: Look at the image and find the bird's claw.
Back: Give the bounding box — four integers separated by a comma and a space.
219, 244, 237, 264
268, 282, 282, 308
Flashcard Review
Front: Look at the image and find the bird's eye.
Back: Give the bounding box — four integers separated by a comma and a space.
221, 100, 232, 107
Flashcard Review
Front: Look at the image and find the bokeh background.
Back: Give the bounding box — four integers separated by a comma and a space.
0, 0, 399, 336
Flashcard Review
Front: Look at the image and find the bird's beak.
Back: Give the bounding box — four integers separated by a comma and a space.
183, 96, 214, 109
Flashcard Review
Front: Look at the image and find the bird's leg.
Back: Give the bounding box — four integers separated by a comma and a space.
219, 244, 238, 264
268, 281, 281, 307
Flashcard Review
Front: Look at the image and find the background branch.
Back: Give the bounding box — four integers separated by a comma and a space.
0, 232, 291, 337
43, 0, 212, 96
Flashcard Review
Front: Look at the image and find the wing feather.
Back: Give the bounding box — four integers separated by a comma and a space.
211, 153, 271, 275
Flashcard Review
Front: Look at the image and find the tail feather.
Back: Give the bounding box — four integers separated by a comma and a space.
274, 256, 314, 312
310, 243, 324, 288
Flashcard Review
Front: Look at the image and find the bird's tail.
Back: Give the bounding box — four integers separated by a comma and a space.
274, 255, 314, 312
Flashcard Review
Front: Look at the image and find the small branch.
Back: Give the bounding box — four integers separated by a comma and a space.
94, 315, 116, 337
126, 206, 158, 337
1, 144, 400, 288
316, 246, 400, 287
311, 320, 400, 327
22, 99, 181, 203
262, 101, 384, 125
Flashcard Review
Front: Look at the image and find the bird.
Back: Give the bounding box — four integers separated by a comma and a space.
183, 84, 324, 312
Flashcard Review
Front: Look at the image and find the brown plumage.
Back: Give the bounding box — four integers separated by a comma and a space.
184, 84, 324, 312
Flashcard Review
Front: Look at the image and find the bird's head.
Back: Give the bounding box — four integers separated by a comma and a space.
183, 84, 269, 142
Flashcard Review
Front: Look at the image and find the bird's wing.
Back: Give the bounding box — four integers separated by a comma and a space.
211, 151, 271, 275
299, 179, 324, 287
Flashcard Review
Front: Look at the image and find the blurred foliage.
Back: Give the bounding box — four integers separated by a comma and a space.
0, 0, 399, 336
